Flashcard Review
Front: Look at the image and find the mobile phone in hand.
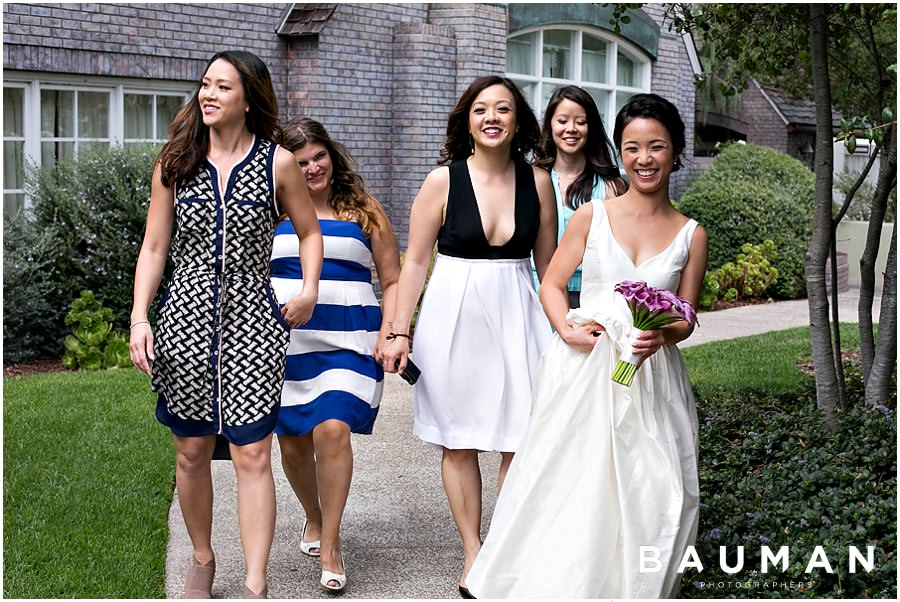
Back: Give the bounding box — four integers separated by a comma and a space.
395, 358, 421, 385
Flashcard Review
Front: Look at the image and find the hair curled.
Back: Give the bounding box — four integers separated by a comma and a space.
536, 85, 626, 208
281, 118, 385, 235
158, 50, 282, 187
438, 75, 541, 165
613, 93, 686, 171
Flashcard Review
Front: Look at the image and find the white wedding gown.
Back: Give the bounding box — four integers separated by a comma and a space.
466, 201, 700, 599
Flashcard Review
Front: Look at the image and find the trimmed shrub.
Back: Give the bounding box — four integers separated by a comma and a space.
4, 144, 159, 360
2, 211, 59, 362
679, 143, 814, 299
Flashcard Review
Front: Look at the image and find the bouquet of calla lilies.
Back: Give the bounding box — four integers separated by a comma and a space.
611, 280, 697, 386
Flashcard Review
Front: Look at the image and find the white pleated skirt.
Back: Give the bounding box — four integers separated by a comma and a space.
411, 254, 551, 451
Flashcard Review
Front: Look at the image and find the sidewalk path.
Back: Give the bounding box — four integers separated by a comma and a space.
165, 286, 881, 598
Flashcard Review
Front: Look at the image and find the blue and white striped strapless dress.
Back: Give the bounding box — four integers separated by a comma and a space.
270, 218, 383, 435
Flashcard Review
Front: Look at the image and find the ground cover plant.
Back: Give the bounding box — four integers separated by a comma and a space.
2, 369, 172, 598
680, 325, 896, 599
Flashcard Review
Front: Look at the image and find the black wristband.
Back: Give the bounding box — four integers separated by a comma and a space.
386, 332, 411, 341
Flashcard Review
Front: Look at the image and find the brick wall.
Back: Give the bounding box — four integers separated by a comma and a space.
4, 2, 704, 240
282, 3, 430, 238
738, 83, 790, 154
3, 3, 290, 96
642, 4, 696, 200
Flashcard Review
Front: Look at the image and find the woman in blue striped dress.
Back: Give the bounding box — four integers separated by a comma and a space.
269, 118, 400, 592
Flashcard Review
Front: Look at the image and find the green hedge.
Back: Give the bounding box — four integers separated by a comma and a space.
679, 143, 814, 299
3, 144, 159, 362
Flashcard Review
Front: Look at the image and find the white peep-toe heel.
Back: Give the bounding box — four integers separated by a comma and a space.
320, 553, 347, 591
300, 519, 321, 557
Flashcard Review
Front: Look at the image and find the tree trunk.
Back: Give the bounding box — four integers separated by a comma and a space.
859, 123, 897, 382
865, 221, 897, 406
829, 236, 848, 408
806, 4, 840, 418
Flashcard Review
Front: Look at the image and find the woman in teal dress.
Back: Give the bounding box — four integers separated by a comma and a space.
534, 85, 626, 308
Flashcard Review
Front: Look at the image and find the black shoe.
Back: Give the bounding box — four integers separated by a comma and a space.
459, 585, 476, 599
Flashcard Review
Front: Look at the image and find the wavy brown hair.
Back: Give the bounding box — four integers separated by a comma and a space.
157, 50, 283, 188
281, 118, 386, 235
536, 85, 626, 208
438, 75, 541, 165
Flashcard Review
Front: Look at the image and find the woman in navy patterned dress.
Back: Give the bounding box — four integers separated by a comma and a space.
270, 118, 400, 591
130, 51, 323, 599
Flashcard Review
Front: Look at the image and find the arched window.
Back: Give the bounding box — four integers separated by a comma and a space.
506, 26, 652, 128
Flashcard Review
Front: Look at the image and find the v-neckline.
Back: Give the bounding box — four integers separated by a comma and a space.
207, 135, 257, 201
464, 159, 519, 249
601, 201, 691, 270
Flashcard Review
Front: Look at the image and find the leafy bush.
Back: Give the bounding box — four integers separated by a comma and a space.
833, 168, 897, 222
679, 143, 814, 299
2, 211, 59, 362
712, 239, 779, 301
4, 144, 159, 360
682, 369, 896, 598
62, 291, 131, 370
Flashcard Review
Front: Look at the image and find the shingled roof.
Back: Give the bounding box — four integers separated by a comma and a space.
755, 81, 842, 129
275, 3, 336, 37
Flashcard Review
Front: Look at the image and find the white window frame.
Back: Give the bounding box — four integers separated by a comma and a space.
3, 71, 193, 209
3, 82, 30, 208
506, 25, 652, 128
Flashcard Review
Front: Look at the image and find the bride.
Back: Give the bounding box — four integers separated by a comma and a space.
465, 93, 708, 598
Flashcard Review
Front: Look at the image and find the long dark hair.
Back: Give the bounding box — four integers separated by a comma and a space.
536, 85, 625, 208
613, 93, 686, 171
438, 75, 540, 165
281, 118, 385, 235
158, 50, 282, 187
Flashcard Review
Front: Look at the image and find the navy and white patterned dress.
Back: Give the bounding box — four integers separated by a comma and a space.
152, 137, 291, 444
270, 218, 382, 435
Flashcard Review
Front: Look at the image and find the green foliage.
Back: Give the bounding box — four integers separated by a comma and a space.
711, 240, 779, 301
667, 4, 896, 130
833, 169, 897, 222
18, 143, 159, 358
62, 291, 131, 370
699, 272, 720, 311
3, 369, 172, 598
679, 143, 814, 299
2, 211, 59, 362
681, 325, 896, 599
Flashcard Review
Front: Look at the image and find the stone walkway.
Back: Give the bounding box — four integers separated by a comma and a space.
165, 286, 882, 598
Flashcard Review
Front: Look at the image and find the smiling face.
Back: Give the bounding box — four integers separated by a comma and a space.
198, 58, 248, 129
468, 84, 517, 152
550, 98, 589, 157
293, 141, 333, 197
619, 117, 676, 194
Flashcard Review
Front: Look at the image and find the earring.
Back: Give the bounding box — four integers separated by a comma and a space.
469, 133, 474, 153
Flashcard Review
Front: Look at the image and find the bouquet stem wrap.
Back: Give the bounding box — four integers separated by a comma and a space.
611, 328, 645, 386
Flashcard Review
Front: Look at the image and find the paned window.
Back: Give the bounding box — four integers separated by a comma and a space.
507, 26, 652, 129
3, 74, 191, 212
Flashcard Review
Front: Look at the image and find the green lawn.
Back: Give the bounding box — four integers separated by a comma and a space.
2, 324, 889, 598
3, 368, 172, 598
682, 322, 862, 398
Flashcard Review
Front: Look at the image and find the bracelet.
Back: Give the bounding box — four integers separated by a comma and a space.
130, 321, 150, 329
385, 332, 410, 341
